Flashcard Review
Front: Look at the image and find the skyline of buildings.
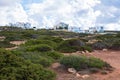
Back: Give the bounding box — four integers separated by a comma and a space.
2, 21, 105, 33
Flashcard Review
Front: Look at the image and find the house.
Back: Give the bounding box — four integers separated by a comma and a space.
54, 22, 69, 31
69, 26, 85, 33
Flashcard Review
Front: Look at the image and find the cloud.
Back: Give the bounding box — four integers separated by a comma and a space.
0, 0, 21, 7
27, 0, 101, 29
105, 23, 120, 31
0, 2, 28, 25
0, 0, 120, 30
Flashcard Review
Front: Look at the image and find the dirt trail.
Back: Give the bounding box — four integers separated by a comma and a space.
88, 50, 120, 80
6, 41, 26, 50
51, 50, 120, 80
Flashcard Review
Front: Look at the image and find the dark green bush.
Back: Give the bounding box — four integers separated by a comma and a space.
0, 49, 56, 80
56, 39, 92, 53
92, 41, 108, 50
14, 51, 54, 67
88, 57, 106, 68
38, 36, 63, 43
43, 51, 64, 60
0, 40, 15, 48
24, 39, 57, 48
60, 55, 108, 70
5, 36, 24, 41
33, 57, 53, 67
80, 46, 93, 52
110, 40, 120, 50
26, 44, 53, 52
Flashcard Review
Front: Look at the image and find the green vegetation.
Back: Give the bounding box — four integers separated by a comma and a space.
0, 26, 119, 79
0, 49, 56, 80
23, 39, 57, 49
92, 41, 108, 50
93, 33, 120, 50
60, 55, 110, 71
0, 40, 15, 48
56, 39, 93, 53
26, 44, 53, 52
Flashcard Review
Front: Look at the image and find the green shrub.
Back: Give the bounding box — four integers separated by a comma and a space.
60, 55, 108, 71
56, 39, 92, 53
80, 46, 93, 52
60, 56, 88, 70
5, 36, 24, 41
26, 44, 53, 52
0, 40, 15, 48
43, 51, 64, 60
33, 57, 53, 67
24, 39, 57, 48
88, 57, 106, 68
14, 51, 54, 67
110, 40, 120, 50
38, 36, 63, 43
57, 46, 77, 53
56, 39, 86, 53
0, 49, 56, 80
51, 37, 63, 43
92, 41, 108, 50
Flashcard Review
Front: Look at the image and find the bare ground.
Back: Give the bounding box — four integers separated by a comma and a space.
88, 50, 120, 80
6, 41, 26, 50
51, 50, 120, 80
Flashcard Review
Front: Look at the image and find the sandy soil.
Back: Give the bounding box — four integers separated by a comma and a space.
6, 41, 26, 50
88, 50, 120, 80
51, 50, 120, 80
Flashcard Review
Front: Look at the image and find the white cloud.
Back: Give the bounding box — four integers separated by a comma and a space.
0, 0, 120, 30
105, 23, 120, 31
0, 0, 21, 6
0, 2, 28, 26
27, 0, 101, 29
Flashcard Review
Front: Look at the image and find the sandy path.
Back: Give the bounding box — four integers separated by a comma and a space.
88, 50, 120, 80
51, 50, 120, 80
6, 41, 26, 50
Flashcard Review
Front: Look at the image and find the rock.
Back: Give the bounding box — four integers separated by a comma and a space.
68, 68, 77, 74
81, 51, 85, 54
89, 68, 100, 73
82, 75, 90, 79
51, 63, 61, 69
76, 51, 81, 54
71, 53, 77, 56
102, 49, 108, 52
85, 50, 89, 53
101, 70, 108, 75
78, 70, 91, 75
76, 73, 81, 77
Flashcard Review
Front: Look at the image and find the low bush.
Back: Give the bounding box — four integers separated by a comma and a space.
5, 36, 24, 41
0, 40, 15, 48
43, 51, 64, 60
33, 57, 53, 67
14, 51, 54, 67
110, 40, 120, 50
92, 41, 108, 50
88, 57, 106, 68
56, 39, 92, 53
24, 39, 57, 49
0, 49, 56, 80
26, 44, 53, 52
80, 46, 93, 52
60, 55, 108, 71
38, 36, 63, 43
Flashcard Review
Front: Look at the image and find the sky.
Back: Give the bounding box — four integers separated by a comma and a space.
0, 0, 120, 30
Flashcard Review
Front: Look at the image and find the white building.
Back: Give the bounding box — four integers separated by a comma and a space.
69, 26, 85, 33
54, 22, 69, 30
